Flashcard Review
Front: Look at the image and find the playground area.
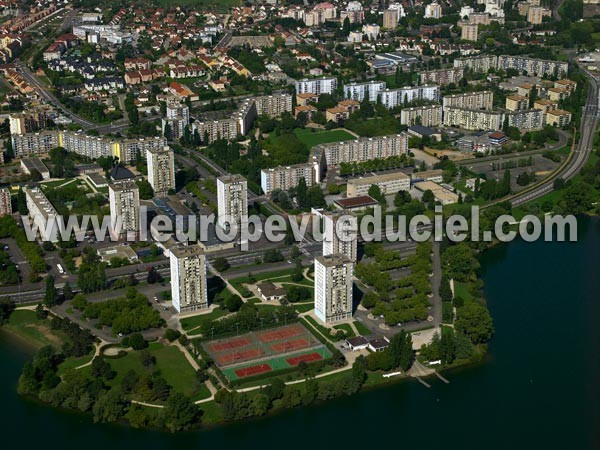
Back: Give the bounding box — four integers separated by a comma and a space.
203, 323, 332, 381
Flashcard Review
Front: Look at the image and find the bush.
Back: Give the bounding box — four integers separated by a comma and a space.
164, 328, 181, 342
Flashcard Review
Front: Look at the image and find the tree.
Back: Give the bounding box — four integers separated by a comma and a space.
147, 266, 162, 284
442, 243, 479, 282
127, 333, 148, 350
561, 181, 594, 214
92, 390, 126, 423
62, 282, 74, 301
296, 177, 308, 208
91, 357, 116, 380
388, 331, 414, 371
164, 328, 181, 342
263, 248, 284, 263
455, 302, 494, 344
439, 275, 453, 303
422, 189, 435, 208
136, 179, 154, 200
44, 275, 57, 307
0, 298, 15, 324
368, 184, 385, 204
162, 393, 201, 432
213, 257, 230, 272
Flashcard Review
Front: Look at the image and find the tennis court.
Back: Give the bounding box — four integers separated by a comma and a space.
203, 323, 332, 381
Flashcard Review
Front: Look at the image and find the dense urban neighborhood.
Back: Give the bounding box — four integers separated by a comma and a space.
0, 0, 599, 434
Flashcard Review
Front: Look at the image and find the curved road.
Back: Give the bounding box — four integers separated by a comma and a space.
491, 67, 599, 208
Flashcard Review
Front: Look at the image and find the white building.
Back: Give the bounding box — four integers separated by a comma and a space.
343, 80, 386, 102
424, 1, 443, 18
400, 104, 443, 127
322, 212, 358, 262
379, 85, 441, 109
295, 77, 338, 95
170, 244, 208, 313
24, 187, 59, 242
216, 174, 248, 233
314, 254, 354, 324
362, 23, 381, 40
146, 146, 175, 197
261, 163, 315, 195
108, 181, 140, 240
0, 188, 11, 216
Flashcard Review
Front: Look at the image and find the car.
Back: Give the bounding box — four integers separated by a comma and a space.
153, 296, 159, 302
118, 333, 123, 337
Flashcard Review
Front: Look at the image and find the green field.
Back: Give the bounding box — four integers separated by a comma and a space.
333, 323, 355, 338
108, 343, 210, 400
2, 310, 64, 349
294, 128, 355, 149
221, 346, 332, 381
180, 308, 228, 331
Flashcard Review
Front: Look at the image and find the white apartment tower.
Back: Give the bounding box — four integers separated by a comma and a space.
170, 245, 208, 313
314, 254, 354, 324
108, 181, 140, 240
146, 146, 175, 197
0, 188, 12, 216
216, 174, 248, 232
322, 212, 358, 263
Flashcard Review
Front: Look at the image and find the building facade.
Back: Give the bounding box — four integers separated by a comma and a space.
146, 146, 175, 197
379, 85, 441, 109
443, 90, 494, 110
170, 245, 208, 313
322, 212, 358, 262
295, 77, 338, 95
24, 187, 59, 242
314, 254, 354, 324
217, 174, 248, 232
0, 188, 11, 216
108, 181, 140, 239
419, 68, 464, 86
343, 80, 386, 102
346, 171, 411, 198
505, 109, 544, 131
442, 107, 503, 130
400, 104, 443, 127
260, 163, 315, 195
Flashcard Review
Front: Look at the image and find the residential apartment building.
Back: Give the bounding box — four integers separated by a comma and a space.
424, 1, 443, 19
170, 244, 208, 313
254, 93, 293, 117
443, 90, 494, 110
419, 68, 464, 86
108, 181, 140, 240
545, 109, 572, 127
314, 254, 354, 324
0, 188, 11, 216
497, 55, 568, 78
533, 99, 558, 113
343, 80, 386, 102
217, 174, 248, 232
24, 187, 59, 242
461, 23, 478, 42
443, 107, 503, 130
295, 77, 338, 95
11, 131, 166, 163
527, 6, 551, 24
146, 146, 175, 197
260, 163, 314, 195
346, 171, 410, 198
505, 95, 529, 111
191, 118, 238, 144
505, 109, 544, 131
379, 85, 441, 109
400, 105, 443, 127
9, 108, 49, 135
162, 100, 190, 141
453, 55, 498, 73
341, 1, 364, 23
547, 87, 569, 102
322, 212, 358, 263
311, 134, 409, 174
383, 9, 399, 29
325, 100, 360, 122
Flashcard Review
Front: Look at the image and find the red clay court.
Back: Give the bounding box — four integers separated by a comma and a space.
234, 364, 272, 378
270, 338, 310, 353
256, 323, 305, 343
203, 323, 321, 369
286, 352, 323, 366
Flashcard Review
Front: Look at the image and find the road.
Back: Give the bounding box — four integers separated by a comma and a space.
503, 67, 600, 208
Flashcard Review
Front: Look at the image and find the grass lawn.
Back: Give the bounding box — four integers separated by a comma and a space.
3, 310, 64, 349
228, 268, 300, 296
353, 320, 371, 336
57, 351, 95, 376
180, 308, 228, 331
454, 281, 475, 303
303, 316, 339, 341
293, 303, 314, 313
294, 128, 355, 149
333, 323, 355, 338
108, 343, 208, 400
199, 400, 223, 424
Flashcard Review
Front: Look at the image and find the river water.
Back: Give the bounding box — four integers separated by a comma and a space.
1, 217, 598, 449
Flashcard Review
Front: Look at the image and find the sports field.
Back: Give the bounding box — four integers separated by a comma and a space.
294, 128, 355, 148
203, 323, 332, 381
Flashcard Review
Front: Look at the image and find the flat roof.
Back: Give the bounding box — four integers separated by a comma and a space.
414, 181, 459, 203
334, 195, 379, 209
21, 157, 49, 174
411, 169, 443, 179
347, 171, 410, 187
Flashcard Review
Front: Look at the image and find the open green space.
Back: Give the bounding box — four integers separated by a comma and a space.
333, 323, 355, 338
180, 308, 228, 332
107, 343, 209, 400
293, 128, 355, 148
56, 351, 95, 376
453, 281, 475, 303
2, 310, 63, 349
353, 320, 371, 336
